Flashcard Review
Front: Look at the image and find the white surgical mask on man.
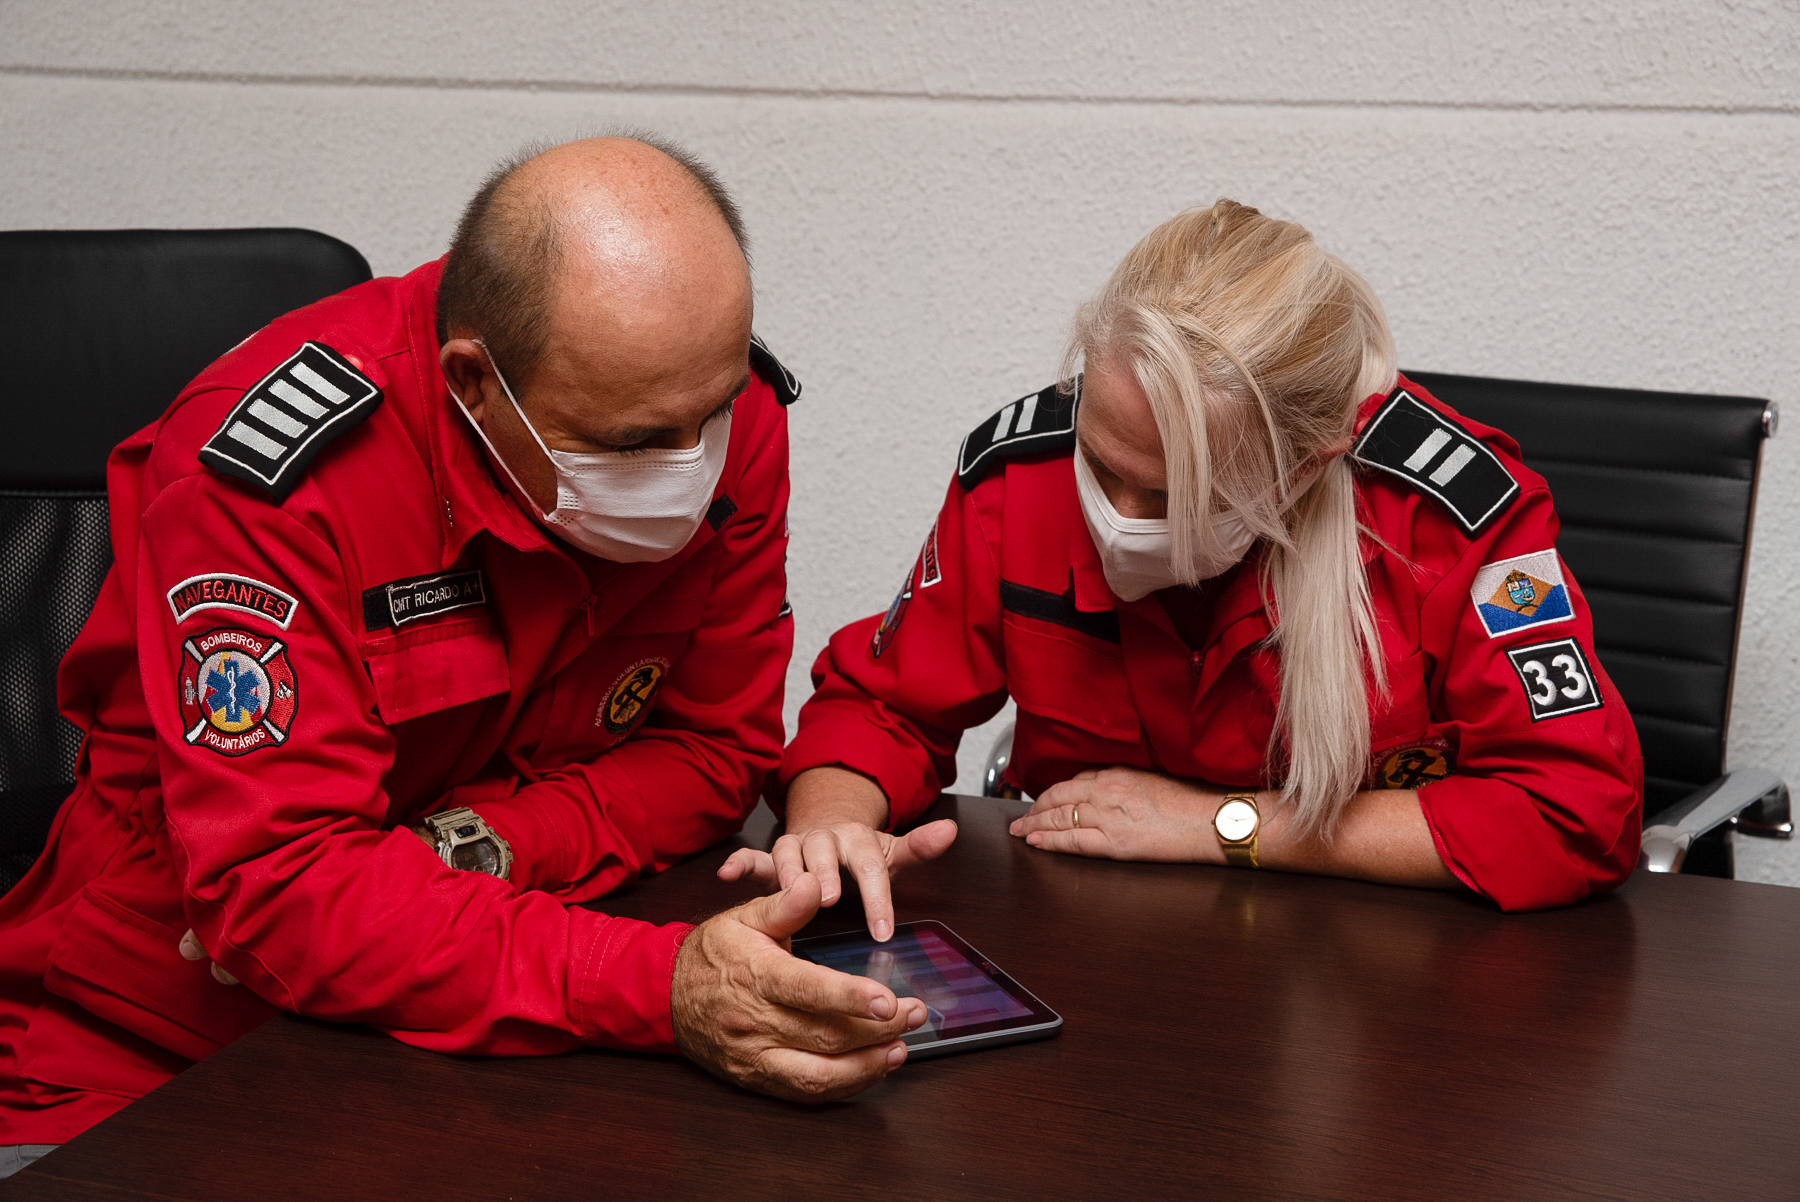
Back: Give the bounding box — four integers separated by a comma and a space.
1072, 448, 1256, 602
450, 343, 731, 563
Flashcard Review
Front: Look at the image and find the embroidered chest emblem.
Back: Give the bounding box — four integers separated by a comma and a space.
179, 627, 299, 756
599, 658, 669, 736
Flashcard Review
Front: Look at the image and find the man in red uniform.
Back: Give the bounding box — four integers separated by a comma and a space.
0, 137, 924, 1164
729, 368, 1643, 933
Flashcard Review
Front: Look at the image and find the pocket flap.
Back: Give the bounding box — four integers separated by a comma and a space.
37, 888, 275, 1068
367, 624, 511, 724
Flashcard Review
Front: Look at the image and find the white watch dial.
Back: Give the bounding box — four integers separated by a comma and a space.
1215, 799, 1259, 842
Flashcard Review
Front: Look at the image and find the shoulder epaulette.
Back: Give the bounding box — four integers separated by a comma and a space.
1352, 385, 1520, 534
749, 334, 800, 406
197, 341, 383, 503
956, 379, 1078, 491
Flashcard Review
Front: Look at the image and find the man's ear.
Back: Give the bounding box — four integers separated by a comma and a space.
440, 338, 491, 419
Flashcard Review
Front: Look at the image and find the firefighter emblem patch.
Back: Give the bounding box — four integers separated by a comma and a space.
599, 658, 669, 736
1469, 549, 1574, 638
870, 563, 915, 658
1376, 745, 1452, 790
179, 628, 298, 756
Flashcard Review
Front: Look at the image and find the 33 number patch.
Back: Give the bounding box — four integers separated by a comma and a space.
1505, 637, 1603, 722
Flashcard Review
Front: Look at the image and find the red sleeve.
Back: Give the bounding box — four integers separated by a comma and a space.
464, 404, 793, 897
779, 474, 1010, 829
142, 469, 688, 1058
1411, 486, 1644, 911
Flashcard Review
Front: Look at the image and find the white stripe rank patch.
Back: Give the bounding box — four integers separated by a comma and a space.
198, 342, 383, 503
1352, 388, 1520, 534
1469, 548, 1575, 638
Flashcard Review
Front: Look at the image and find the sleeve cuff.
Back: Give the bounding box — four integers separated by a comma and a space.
568, 913, 695, 1053
1417, 776, 1624, 912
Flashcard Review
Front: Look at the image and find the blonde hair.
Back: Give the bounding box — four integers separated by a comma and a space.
1067, 200, 1398, 836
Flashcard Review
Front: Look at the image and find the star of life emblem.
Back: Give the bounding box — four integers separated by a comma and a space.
178, 627, 299, 756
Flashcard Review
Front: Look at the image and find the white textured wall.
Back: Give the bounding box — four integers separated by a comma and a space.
4, 1, 1797, 880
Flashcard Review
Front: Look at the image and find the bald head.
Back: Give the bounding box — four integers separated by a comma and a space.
436, 135, 749, 387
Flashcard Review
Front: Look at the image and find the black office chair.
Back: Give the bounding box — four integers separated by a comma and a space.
982, 371, 1786, 879
0, 229, 373, 893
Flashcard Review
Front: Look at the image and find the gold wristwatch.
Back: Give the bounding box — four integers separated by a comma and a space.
1213, 792, 1261, 868
422, 807, 513, 881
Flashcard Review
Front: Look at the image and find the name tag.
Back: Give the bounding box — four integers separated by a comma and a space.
362, 569, 489, 631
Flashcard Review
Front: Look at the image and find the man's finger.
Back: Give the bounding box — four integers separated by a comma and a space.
210, 961, 241, 986
752, 1040, 908, 1105
755, 947, 909, 1025
716, 848, 777, 886
799, 829, 847, 906
736, 871, 825, 945
1025, 826, 1114, 859
771, 835, 808, 892
178, 929, 205, 961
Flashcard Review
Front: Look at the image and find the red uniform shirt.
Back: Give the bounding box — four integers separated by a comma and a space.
782, 376, 1643, 912
0, 260, 793, 1144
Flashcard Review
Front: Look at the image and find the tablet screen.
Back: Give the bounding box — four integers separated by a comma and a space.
792, 920, 1060, 1051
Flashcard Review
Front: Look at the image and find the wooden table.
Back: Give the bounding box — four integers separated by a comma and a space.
9, 795, 1799, 1200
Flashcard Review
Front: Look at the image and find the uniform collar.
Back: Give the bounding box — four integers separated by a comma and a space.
400, 259, 582, 568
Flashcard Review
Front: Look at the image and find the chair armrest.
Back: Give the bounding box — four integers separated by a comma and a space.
1640, 767, 1786, 873
982, 722, 1017, 799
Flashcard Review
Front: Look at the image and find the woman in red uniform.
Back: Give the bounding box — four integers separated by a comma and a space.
724, 200, 1643, 931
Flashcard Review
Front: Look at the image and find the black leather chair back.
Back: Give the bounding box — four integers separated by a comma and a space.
1407, 371, 1772, 818
0, 229, 372, 890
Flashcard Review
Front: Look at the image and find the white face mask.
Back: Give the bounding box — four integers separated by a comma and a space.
451, 346, 731, 563
1072, 448, 1256, 602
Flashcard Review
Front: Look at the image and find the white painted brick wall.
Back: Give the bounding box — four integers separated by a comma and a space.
4, 1, 1796, 880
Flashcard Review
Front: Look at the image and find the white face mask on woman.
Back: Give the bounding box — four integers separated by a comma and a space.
451, 344, 731, 563
1072, 448, 1257, 602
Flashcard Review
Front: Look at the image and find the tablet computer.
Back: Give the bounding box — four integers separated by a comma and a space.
791, 920, 1062, 1060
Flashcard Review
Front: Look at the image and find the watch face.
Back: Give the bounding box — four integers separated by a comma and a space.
1215, 799, 1259, 843
451, 838, 503, 875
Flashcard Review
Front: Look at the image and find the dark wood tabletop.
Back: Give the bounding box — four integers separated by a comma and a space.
9, 794, 1799, 1201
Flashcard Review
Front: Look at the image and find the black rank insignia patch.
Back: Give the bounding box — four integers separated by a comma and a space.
1506, 637, 1603, 722
362, 569, 488, 632
956, 380, 1079, 491
1352, 389, 1519, 534
198, 342, 383, 503
749, 334, 801, 407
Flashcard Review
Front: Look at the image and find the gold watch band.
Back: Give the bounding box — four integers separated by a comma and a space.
1216, 792, 1261, 869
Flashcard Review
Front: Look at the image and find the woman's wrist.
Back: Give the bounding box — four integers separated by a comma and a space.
786, 765, 891, 833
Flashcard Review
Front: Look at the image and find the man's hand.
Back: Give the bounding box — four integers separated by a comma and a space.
1010, 766, 1223, 861
672, 872, 928, 1103
717, 766, 956, 940
178, 928, 241, 985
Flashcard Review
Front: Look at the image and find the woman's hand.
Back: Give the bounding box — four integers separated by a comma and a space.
1010, 766, 1229, 862
717, 766, 958, 940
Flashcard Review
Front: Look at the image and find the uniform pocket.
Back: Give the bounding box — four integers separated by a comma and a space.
23, 886, 276, 1094
365, 621, 511, 725
1004, 617, 1141, 742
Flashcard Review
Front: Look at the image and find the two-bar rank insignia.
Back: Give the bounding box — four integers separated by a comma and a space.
956, 379, 1079, 491
1352, 388, 1520, 534
198, 341, 383, 502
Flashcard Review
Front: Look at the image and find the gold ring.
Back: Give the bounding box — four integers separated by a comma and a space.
1072, 807, 1080, 829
